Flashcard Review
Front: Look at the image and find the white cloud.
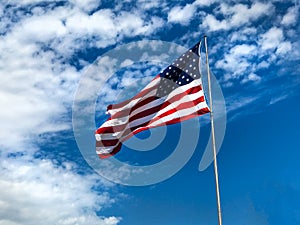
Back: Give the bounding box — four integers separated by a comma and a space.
167, 0, 217, 26
70, 0, 101, 12
276, 41, 292, 55
0, 3, 158, 223
137, 0, 167, 10
203, 2, 274, 31
202, 14, 228, 31
18, 15, 67, 42
0, 33, 78, 149
281, 6, 299, 26
0, 0, 166, 150
5, 0, 44, 5
194, 0, 216, 6
259, 27, 284, 51
230, 27, 257, 42
257, 60, 270, 69
216, 44, 257, 79
0, 155, 120, 225
230, 44, 257, 56
120, 59, 134, 67
241, 73, 261, 84
226, 95, 258, 113
168, 3, 196, 25
229, 2, 273, 27
269, 94, 289, 105
66, 9, 117, 38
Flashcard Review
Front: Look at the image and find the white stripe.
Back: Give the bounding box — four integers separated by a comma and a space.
107, 77, 160, 116
96, 146, 115, 154
107, 87, 158, 116
155, 89, 204, 118
101, 116, 128, 128
164, 78, 203, 101
100, 97, 164, 129
127, 111, 157, 129
99, 112, 158, 143
148, 101, 208, 127
96, 132, 122, 141
129, 97, 164, 119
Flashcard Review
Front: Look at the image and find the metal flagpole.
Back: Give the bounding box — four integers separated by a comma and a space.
204, 35, 223, 225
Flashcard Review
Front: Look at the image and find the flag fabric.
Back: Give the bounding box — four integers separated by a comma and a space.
95, 41, 210, 159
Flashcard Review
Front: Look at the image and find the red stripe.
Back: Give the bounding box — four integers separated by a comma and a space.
148, 107, 210, 129
119, 120, 151, 142
107, 75, 160, 111
110, 96, 160, 120
156, 85, 202, 112
148, 95, 206, 126
151, 89, 205, 122
129, 107, 210, 136
129, 101, 163, 123
96, 139, 119, 147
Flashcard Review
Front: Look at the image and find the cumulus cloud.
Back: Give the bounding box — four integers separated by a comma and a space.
216, 44, 257, 79
70, 0, 101, 12
241, 73, 261, 84
194, 0, 216, 7
202, 14, 228, 31
0, 0, 166, 150
202, 2, 274, 31
168, 3, 197, 25
0, 4, 167, 223
276, 41, 292, 55
167, 0, 218, 25
259, 27, 284, 51
0, 1, 171, 224
0, 155, 120, 225
281, 6, 299, 26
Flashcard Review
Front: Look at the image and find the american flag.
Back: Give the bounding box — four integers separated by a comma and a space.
95, 41, 210, 159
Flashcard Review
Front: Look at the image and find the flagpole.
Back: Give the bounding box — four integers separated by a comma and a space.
204, 35, 223, 225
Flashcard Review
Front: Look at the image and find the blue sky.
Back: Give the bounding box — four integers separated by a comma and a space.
0, 0, 299, 225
